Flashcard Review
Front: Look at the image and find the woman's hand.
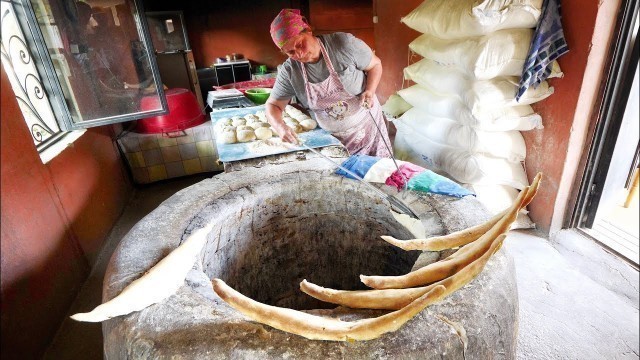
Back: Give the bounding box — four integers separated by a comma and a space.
266, 98, 300, 144
360, 90, 375, 109
271, 121, 300, 144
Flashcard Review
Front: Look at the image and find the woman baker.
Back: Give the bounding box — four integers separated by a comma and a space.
265, 9, 392, 158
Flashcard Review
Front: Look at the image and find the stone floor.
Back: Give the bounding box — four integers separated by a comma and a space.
44, 174, 639, 360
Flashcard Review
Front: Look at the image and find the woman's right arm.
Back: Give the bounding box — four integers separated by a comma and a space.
266, 97, 299, 144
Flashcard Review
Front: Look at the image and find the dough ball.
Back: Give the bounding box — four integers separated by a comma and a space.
220, 130, 237, 144
232, 118, 246, 127
237, 129, 256, 143
285, 105, 302, 115
222, 125, 237, 133
236, 125, 253, 132
287, 123, 303, 133
245, 114, 258, 121
299, 119, 318, 131
254, 127, 273, 140
293, 114, 311, 122
219, 117, 232, 125
249, 122, 270, 130
284, 118, 299, 125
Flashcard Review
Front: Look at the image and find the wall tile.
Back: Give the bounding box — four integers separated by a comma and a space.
179, 143, 198, 160
183, 158, 202, 174
161, 145, 182, 162
147, 165, 168, 182
142, 148, 163, 166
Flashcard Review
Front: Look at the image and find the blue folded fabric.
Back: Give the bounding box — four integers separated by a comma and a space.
334, 154, 380, 180
407, 170, 474, 198
517, 0, 569, 101
335, 155, 474, 198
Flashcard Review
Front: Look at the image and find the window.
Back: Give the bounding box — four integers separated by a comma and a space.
1, 0, 167, 161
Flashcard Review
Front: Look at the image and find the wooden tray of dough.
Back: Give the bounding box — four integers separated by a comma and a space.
210, 105, 343, 163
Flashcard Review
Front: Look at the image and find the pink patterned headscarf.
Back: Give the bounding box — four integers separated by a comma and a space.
270, 9, 310, 49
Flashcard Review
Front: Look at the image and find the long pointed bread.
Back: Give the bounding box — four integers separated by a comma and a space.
212, 279, 446, 341
360, 185, 528, 289
301, 234, 506, 310
71, 224, 213, 322
381, 172, 542, 251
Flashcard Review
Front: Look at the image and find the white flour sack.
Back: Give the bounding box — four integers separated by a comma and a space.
397, 85, 543, 131
409, 29, 535, 79
403, 59, 470, 96
473, 105, 543, 131
394, 119, 529, 188
464, 77, 554, 112
397, 108, 527, 162
470, 183, 536, 229
401, 0, 542, 39
381, 94, 413, 118
397, 85, 463, 116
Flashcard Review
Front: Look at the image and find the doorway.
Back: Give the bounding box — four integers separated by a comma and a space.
573, 3, 639, 266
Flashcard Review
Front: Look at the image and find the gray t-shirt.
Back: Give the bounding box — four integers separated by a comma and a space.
271, 32, 373, 109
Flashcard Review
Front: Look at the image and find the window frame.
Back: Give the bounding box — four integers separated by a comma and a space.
8, 0, 168, 131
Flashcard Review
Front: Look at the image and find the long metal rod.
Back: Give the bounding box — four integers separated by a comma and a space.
363, 103, 409, 193
365, 107, 408, 188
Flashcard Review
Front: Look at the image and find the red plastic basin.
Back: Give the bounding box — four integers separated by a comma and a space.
136, 88, 206, 134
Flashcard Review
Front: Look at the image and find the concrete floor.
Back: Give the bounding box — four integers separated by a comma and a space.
44, 174, 639, 359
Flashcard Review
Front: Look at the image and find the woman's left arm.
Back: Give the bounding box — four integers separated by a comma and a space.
361, 53, 382, 108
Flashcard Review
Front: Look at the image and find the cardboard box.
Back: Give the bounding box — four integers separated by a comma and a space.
117, 120, 223, 184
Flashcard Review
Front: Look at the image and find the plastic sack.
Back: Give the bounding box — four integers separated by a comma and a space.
381, 94, 413, 118
409, 29, 566, 81
396, 108, 527, 162
470, 183, 536, 229
401, 0, 542, 39
398, 79, 552, 116
403, 59, 470, 97
394, 120, 529, 189
397, 84, 546, 130
465, 76, 554, 110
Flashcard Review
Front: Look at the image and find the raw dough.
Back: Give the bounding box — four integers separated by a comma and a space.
287, 123, 303, 133
220, 131, 237, 144
232, 118, 246, 127
250, 122, 270, 130
237, 129, 256, 143
254, 127, 273, 140
299, 119, 317, 131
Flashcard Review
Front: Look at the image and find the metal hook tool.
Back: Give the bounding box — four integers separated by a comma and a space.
363, 101, 410, 195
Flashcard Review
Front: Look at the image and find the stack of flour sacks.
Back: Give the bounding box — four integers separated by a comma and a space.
383, 0, 562, 227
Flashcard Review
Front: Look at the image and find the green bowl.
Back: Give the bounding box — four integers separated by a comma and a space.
245, 88, 271, 104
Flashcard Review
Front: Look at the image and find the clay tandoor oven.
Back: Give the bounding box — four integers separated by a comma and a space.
102, 152, 518, 359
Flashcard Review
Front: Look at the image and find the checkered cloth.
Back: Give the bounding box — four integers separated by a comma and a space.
516, 0, 569, 101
